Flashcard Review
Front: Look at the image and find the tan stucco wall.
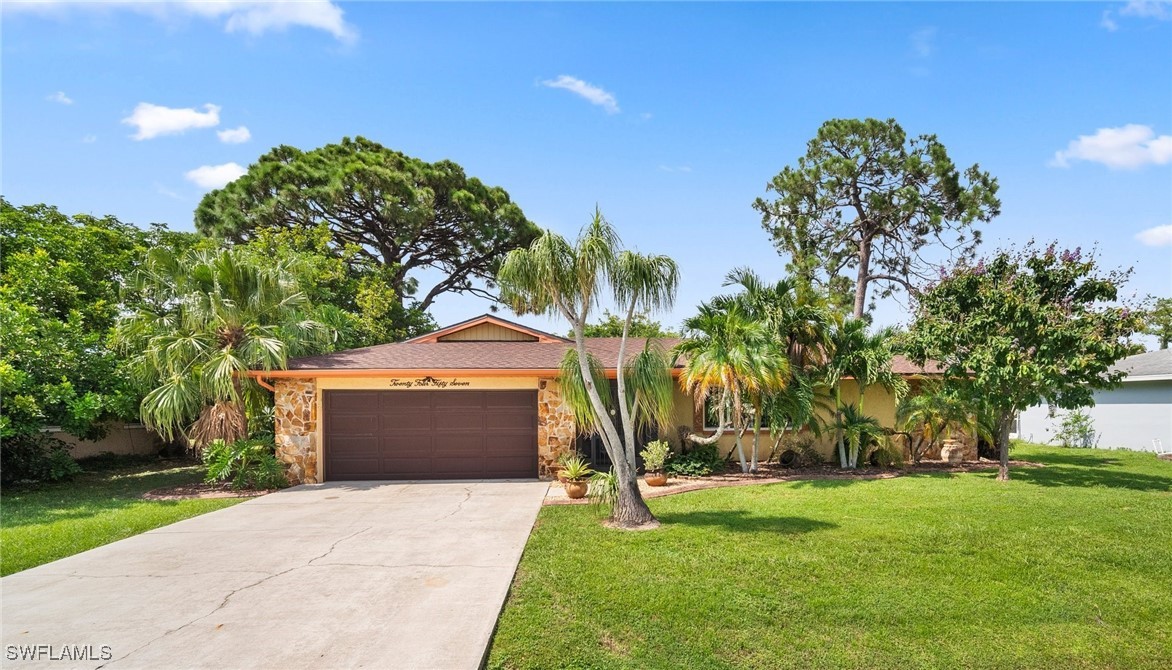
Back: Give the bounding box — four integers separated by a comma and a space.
49, 423, 163, 459
672, 380, 903, 463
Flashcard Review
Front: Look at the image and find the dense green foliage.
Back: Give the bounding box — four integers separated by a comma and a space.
196, 136, 539, 339
0, 200, 200, 481
664, 443, 725, 477
754, 118, 1000, 318
1144, 296, 1172, 349
1, 458, 244, 576
904, 243, 1143, 478
114, 247, 335, 446
201, 437, 288, 490
489, 444, 1172, 669
578, 310, 677, 338
0, 200, 148, 444
896, 383, 984, 463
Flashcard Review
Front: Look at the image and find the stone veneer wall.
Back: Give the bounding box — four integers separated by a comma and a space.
537, 379, 576, 478
273, 378, 318, 484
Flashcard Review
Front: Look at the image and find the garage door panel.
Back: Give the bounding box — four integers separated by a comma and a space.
381, 393, 431, 410
432, 457, 489, 476
428, 434, 485, 455
435, 411, 486, 431
380, 412, 432, 432
329, 435, 379, 457
379, 435, 432, 457
327, 391, 380, 412
328, 414, 380, 435
327, 459, 382, 479
324, 390, 536, 480
432, 393, 485, 409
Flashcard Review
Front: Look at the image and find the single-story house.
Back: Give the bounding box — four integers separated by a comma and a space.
251, 314, 938, 483
1015, 349, 1172, 451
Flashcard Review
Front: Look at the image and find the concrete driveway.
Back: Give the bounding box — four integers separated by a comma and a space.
1, 480, 549, 669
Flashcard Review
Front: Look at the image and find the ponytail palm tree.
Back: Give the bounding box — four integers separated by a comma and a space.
675, 303, 789, 473
115, 247, 332, 447
497, 209, 678, 529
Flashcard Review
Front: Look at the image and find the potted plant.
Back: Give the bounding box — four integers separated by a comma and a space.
560, 455, 593, 499
639, 440, 671, 487
550, 451, 573, 482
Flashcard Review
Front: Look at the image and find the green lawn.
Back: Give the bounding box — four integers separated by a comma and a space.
1, 457, 246, 576
489, 444, 1172, 670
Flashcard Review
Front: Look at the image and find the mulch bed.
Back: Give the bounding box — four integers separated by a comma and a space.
544, 459, 1044, 505
141, 482, 276, 500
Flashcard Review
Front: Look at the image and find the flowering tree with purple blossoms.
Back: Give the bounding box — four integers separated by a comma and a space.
904, 242, 1143, 480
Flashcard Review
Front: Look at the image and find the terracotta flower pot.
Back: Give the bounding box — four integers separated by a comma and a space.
564, 479, 589, 499
644, 471, 668, 487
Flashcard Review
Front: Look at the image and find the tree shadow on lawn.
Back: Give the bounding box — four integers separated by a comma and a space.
1021, 451, 1124, 468
1006, 464, 1172, 493
655, 510, 837, 535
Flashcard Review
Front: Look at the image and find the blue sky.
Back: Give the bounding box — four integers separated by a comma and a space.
3, 1, 1170, 339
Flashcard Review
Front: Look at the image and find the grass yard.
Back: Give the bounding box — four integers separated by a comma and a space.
1, 457, 246, 576
489, 444, 1172, 670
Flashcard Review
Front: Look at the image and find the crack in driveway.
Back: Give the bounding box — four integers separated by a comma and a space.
96, 527, 372, 669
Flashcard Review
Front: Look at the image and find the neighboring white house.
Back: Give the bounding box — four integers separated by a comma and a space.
1016, 349, 1172, 452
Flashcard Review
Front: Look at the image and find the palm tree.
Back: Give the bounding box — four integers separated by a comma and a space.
715, 268, 835, 468
497, 210, 678, 529
833, 403, 886, 466
675, 303, 788, 473
115, 247, 332, 447
718, 267, 834, 370
827, 319, 909, 468
898, 383, 995, 463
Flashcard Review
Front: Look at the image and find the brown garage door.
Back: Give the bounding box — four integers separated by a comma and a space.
322, 390, 538, 480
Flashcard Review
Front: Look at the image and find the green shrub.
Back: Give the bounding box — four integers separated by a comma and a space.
666, 443, 725, 477
639, 440, 672, 472
201, 437, 288, 490
0, 433, 82, 486
1053, 410, 1096, 448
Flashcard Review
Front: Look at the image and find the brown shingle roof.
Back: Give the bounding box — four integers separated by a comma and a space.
286, 337, 940, 376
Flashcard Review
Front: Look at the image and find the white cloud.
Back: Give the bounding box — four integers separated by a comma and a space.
81, 134, 97, 143
1136, 224, 1172, 247
46, 90, 73, 105
4, 1, 356, 42
184, 162, 246, 190
217, 126, 251, 144
1121, 0, 1172, 20
1102, 1, 1171, 30
541, 75, 620, 114
1049, 124, 1172, 170
122, 102, 220, 140
911, 27, 937, 58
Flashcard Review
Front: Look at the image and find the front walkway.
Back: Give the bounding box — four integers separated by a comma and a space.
1, 480, 549, 669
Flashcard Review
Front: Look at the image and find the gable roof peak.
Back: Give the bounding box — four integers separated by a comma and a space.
405, 313, 570, 344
